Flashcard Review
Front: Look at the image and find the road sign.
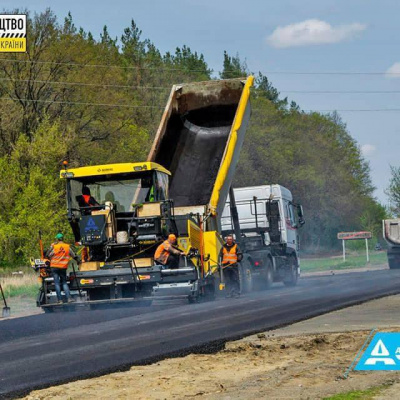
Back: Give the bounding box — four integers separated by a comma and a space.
355, 333, 400, 370
337, 231, 372, 240
337, 231, 372, 263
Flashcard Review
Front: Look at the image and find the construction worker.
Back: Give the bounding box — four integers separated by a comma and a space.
77, 187, 99, 212
220, 234, 243, 297
154, 234, 185, 269
46, 233, 78, 304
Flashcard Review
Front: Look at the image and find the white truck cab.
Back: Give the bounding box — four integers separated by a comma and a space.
221, 184, 305, 289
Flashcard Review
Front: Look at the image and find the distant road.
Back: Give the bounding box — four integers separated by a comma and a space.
1, 269, 400, 399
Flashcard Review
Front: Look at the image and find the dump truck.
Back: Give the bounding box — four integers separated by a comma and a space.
383, 218, 400, 269
221, 185, 305, 290
33, 77, 254, 309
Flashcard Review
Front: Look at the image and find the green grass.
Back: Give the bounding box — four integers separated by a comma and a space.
4, 283, 40, 298
0, 274, 40, 298
301, 251, 387, 273
0, 261, 27, 276
323, 384, 390, 399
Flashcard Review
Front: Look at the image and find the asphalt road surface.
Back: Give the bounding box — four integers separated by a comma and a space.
1, 269, 400, 399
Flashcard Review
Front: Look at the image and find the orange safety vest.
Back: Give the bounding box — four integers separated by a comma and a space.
222, 244, 238, 265
154, 240, 171, 264
50, 242, 71, 269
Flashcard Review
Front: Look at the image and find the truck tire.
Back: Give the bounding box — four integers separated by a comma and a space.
240, 258, 253, 293
188, 294, 200, 304
260, 257, 274, 290
388, 258, 400, 269
283, 256, 299, 287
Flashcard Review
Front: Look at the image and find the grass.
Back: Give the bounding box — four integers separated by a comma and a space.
0, 273, 40, 298
301, 251, 387, 273
323, 384, 390, 399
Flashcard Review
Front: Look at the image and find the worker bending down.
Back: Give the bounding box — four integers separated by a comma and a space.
154, 234, 185, 269
220, 234, 243, 297
46, 233, 78, 304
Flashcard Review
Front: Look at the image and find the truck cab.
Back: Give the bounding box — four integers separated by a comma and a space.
221, 184, 305, 289
63, 162, 172, 256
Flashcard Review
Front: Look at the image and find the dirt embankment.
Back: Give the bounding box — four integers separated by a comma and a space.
23, 329, 400, 400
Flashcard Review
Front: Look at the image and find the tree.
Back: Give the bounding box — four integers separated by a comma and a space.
0, 119, 71, 262
254, 72, 288, 109
100, 25, 117, 48
220, 51, 248, 79
121, 19, 146, 62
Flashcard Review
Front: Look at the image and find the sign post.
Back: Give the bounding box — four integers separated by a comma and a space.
342, 239, 346, 262
337, 231, 372, 264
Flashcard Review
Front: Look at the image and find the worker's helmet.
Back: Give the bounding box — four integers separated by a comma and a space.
55, 233, 64, 240
168, 234, 177, 241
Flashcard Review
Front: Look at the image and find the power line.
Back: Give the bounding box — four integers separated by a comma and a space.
0, 58, 212, 73
0, 76, 170, 90
0, 77, 399, 94
1, 97, 164, 108
305, 109, 400, 112
281, 90, 400, 94
266, 72, 400, 76
3, 96, 400, 112
0, 57, 399, 75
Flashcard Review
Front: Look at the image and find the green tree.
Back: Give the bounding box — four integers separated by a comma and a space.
0, 119, 71, 262
220, 51, 248, 79
254, 72, 288, 109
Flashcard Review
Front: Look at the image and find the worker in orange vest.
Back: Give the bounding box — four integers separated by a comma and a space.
46, 233, 78, 304
77, 187, 99, 214
220, 234, 243, 297
154, 234, 185, 269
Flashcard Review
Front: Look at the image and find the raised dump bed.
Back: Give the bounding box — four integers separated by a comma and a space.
147, 77, 254, 228
384, 219, 400, 246
383, 219, 400, 269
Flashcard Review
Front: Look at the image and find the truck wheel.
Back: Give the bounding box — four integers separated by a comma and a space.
188, 294, 200, 304
262, 257, 274, 290
240, 259, 253, 293
388, 258, 400, 269
283, 256, 299, 287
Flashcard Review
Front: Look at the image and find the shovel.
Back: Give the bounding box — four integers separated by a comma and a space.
0, 283, 10, 318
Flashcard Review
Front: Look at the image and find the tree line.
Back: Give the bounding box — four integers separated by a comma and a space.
0, 9, 387, 265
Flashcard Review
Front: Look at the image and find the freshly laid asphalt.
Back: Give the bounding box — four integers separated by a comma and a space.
1, 269, 400, 399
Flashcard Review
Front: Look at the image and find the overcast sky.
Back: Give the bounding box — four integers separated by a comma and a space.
6, 0, 400, 204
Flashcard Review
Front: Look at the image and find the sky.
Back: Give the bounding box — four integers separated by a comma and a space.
5, 0, 400, 204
